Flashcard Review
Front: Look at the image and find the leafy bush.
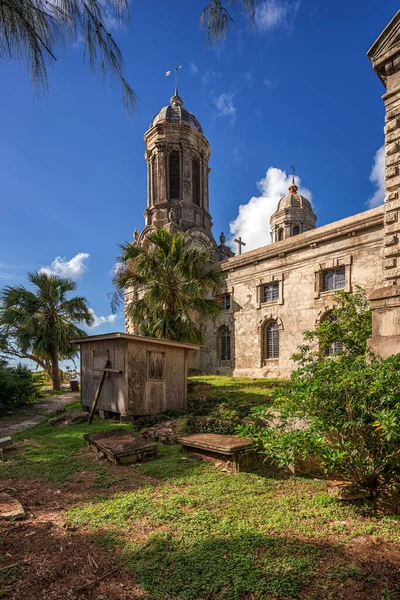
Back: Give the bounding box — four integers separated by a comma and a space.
0, 360, 41, 415
238, 289, 400, 496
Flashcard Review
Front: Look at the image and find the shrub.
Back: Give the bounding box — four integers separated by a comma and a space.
0, 360, 41, 415
238, 289, 400, 496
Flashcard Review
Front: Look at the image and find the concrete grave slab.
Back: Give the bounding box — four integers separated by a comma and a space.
83, 429, 158, 465
177, 433, 258, 473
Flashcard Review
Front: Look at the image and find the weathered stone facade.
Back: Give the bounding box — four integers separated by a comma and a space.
125, 10, 400, 377
203, 206, 384, 378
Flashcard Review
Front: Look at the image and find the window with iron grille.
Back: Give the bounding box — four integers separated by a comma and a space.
219, 326, 231, 361
169, 151, 180, 199
192, 158, 200, 206
326, 341, 343, 356
152, 158, 158, 203
219, 294, 231, 311
265, 321, 279, 359
322, 267, 345, 292
262, 282, 279, 303
323, 313, 343, 356
278, 228, 284, 241
292, 225, 300, 236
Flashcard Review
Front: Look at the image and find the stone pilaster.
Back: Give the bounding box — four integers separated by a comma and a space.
367, 10, 400, 357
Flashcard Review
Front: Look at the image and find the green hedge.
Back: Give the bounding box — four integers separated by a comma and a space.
0, 360, 41, 415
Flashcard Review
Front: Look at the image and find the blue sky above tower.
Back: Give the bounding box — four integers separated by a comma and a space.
0, 0, 396, 336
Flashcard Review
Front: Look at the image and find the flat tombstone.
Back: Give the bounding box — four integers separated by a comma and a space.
177, 433, 258, 473
83, 429, 158, 465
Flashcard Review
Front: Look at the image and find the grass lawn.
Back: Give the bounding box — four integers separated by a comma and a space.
1, 376, 399, 599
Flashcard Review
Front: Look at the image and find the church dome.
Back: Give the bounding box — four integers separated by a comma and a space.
270, 180, 316, 243
276, 182, 312, 212
150, 94, 203, 133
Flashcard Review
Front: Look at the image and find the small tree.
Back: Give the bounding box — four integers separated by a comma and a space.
238, 289, 400, 496
113, 229, 222, 345
0, 271, 93, 390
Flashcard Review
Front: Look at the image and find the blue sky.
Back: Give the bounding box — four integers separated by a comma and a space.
0, 0, 397, 340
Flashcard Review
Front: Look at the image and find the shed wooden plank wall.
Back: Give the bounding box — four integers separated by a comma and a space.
81, 339, 126, 415
126, 340, 187, 415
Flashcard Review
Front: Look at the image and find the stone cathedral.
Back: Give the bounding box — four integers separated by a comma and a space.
125, 11, 400, 378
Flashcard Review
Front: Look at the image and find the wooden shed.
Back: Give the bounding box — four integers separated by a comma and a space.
71, 333, 199, 420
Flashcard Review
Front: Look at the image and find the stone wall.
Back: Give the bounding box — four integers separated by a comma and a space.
201, 206, 384, 378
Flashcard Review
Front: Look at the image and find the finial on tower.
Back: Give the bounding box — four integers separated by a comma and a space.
166, 65, 183, 105
289, 164, 298, 193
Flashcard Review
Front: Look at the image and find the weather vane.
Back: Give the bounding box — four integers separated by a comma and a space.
166, 65, 182, 96
290, 164, 297, 184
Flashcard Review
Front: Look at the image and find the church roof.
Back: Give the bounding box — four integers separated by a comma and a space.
150, 94, 203, 133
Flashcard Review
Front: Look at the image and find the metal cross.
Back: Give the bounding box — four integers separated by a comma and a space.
166, 65, 182, 96
234, 236, 247, 255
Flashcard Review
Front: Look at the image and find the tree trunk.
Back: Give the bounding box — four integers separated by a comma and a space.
50, 344, 60, 391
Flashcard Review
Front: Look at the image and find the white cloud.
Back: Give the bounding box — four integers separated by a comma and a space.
201, 69, 221, 87
213, 92, 237, 123
255, 0, 300, 33
189, 62, 199, 75
39, 253, 89, 280
229, 167, 313, 252
242, 71, 253, 86
367, 145, 385, 208
88, 309, 119, 329
233, 146, 243, 164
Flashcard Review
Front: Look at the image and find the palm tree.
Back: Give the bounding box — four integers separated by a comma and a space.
113, 229, 222, 344
0, 271, 94, 390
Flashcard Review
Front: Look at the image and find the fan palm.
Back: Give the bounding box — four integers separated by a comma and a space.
113, 229, 222, 345
0, 271, 94, 390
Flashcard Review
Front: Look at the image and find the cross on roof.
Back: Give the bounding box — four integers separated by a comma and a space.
234, 236, 246, 255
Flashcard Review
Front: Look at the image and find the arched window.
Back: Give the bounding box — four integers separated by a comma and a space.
152, 158, 158, 203
265, 321, 279, 359
169, 151, 180, 199
219, 326, 231, 361
292, 225, 300, 236
192, 158, 201, 206
322, 313, 343, 356
278, 228, 284, 241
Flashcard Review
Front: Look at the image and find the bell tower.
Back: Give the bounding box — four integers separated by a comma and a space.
138, 90, 220, 254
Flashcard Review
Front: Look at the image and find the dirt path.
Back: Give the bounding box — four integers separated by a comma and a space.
0, 391, 80, 437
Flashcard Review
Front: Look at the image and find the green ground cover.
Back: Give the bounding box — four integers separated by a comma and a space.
1, 376, 399, 599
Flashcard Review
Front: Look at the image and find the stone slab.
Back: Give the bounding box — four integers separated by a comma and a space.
83, 429, 158, 465
177, 433, 258, 473
0, 493, 25, 520
177, 433, 253, 454
0, 436, 12, 449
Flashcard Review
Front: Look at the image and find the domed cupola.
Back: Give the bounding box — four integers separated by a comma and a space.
150, 94, 203, 133
270, 180, 316, 242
